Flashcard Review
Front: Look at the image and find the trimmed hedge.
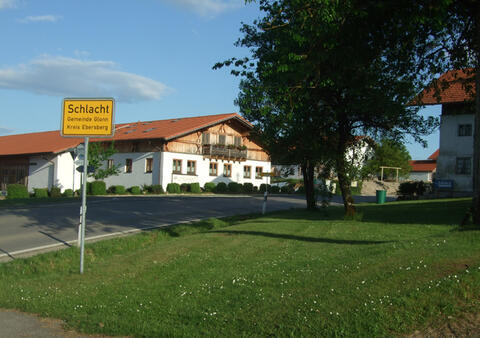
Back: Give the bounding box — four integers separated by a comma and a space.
204, 182, 216, 193
228, 182, 242, 194
110, 185, 126, 195
269, 185, 280, 194
49, 187, 62, 198
190, 183, 201, 194
129, 186, 141, 195
398, 181, 427, 197
34, 188, 49, 198
242, 183, 254, 193
280, 184, 295, 194
63, 189, 74, 197
7, 184, 29, 199
180, 183, 190, 193
167, 183, 181, 194
214, 182, 228, 193
152, 185, 164, 194
90, 181, 106, 196
259, 184, 270, 193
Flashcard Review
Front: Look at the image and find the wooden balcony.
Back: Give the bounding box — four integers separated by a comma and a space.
202, 145, 247, 161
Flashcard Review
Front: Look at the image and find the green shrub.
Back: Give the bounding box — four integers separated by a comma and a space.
129, 186, 141, 195
63, 189, 74, 197
86, 182, 92, 195
49, 186, 62, 198
269, 185, 280, 194
167, 183, 181, 194
242, 183, 254, 193
180, 183, 190, 193
190, 183, 201, 194
214, 182, 228, 193
204, 182, 216, 193
142, 185, 153, 194
280, 184, 295, 194
259, 184, 270, 193
90, 181, 106, 196
228, 182, 242, 194
398, 181, 426, 197
113, 185, 126, 195
151, 185, 164, 194
34, 188, 49, 198
6, 184, 29, 199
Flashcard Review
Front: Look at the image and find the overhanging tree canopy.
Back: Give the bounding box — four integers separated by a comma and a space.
215, 0, 437, 213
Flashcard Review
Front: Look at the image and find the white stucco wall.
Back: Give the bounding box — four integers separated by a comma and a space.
409, 171, 432, 182
26, 150, 271, 193
161, 151, 270, 189
102, 152, 160, 189
55, 152, 78, 192
436, 114, 474, 191
28, 156, 54, 191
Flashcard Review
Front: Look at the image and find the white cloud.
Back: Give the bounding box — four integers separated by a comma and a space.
0, 0, 17, 10
163, 0, 242, 17
0, 56, 170, 102
19, 15, 62, 23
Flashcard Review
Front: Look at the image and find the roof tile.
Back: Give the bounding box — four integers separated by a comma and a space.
0, 113, 249, 156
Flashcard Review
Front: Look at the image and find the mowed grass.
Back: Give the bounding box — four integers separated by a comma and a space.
0, 198, 479, 336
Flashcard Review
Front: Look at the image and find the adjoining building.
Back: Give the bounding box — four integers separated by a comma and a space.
408, 149, 438, 182
0, 113, 271, 192
416, 69, 475, 192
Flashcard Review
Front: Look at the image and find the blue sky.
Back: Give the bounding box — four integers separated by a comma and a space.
0, 0, 440, 160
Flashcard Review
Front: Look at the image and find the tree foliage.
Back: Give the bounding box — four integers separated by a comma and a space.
87, 142, 121, 180
215, 0, 438, 213
361, 139, 412, 180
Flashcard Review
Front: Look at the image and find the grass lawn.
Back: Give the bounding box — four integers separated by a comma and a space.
0, 198, 479, 336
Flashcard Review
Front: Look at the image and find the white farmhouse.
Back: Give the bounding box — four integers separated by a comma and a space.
0, 113, 271, 192
416, 69, 475, 192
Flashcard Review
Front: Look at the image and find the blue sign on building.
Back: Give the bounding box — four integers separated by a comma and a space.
434, 179, 454, 190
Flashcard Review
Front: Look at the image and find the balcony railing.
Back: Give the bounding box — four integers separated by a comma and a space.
202, 145, 247, 161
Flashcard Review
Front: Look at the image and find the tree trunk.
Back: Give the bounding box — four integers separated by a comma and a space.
472, 4, 480, 226
336, 155, 356, 217
302, 160, 317, 210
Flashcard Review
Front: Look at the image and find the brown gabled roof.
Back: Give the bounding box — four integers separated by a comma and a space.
409, 160, 436, 172
414, 69, 475, 105
428, 149, 439, 160
0, 113, 251, 156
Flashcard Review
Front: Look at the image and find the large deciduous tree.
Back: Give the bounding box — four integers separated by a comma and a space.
361, 139, 412, 180
215, 0, 436, 214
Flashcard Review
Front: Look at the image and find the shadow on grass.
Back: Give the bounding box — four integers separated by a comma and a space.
210, 230, 394, 245
266, 199, 472, 226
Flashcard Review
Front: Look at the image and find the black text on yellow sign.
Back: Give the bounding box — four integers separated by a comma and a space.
61, 98, 115, 137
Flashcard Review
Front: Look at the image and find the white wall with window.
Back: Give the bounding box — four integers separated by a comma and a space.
160, 151, 270, 189
102, 152, 160, 189
436, 114, 474, 191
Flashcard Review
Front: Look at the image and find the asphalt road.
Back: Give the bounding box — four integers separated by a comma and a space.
0, 195, 308, 261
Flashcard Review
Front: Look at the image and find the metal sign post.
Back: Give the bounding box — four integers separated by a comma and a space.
60, 98, 115, 275
80, 137, 89, 274
261, 173, 272, 215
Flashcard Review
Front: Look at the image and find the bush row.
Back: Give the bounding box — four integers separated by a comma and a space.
5, 181, 297, 199
398, 181, 432, 198
6, 184, 74, 199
